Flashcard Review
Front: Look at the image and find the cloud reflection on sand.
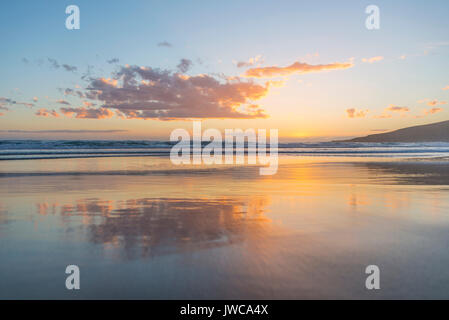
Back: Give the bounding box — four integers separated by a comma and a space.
34, 197, 272, 260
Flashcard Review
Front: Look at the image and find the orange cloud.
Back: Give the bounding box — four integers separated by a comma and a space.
443, 85, 449, 90
414, 107, 445, 118
362, 56, 384, 63
425, 107, 444, 114
243, 60, 354, 78
99, 78, 118, 87
83, 101, 95, 107
426, 99, 447, 107
373, 105, 410, 119
346, 108, 368, 118
35, 108, 60, 117
265, 80, 285, 88
60, 107, 115, 119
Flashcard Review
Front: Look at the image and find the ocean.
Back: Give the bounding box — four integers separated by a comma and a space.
1, 140, 449, 160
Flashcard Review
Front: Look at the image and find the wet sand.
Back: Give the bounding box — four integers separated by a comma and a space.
0, 156, 449, 299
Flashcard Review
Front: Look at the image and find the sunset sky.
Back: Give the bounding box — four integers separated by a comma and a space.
0, 0, 448, 141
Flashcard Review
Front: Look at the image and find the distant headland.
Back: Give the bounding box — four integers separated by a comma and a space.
337, 120, 449, 143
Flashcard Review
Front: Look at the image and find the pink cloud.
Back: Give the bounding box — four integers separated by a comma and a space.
346, 108, 369, 118
386, 105, 410, 112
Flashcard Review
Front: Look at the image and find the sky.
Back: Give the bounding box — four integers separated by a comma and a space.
0, 0, 448, 141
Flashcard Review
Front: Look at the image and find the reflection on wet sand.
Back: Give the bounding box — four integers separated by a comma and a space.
349, 161, 449, 185
35, 197, 272, 259
2, 157, 449, 298
0, 202, 7, 225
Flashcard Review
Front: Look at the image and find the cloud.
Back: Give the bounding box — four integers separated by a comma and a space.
56, 99, 71, 105
81, 65, 94, 80
19, 102, 34, 107
362, 56, 384, 63
0, 130, 128, 134
99, 78, 118, 87
107, 58, 120, 64
177, 59, 193, 73
243, 60, 354, 78
424, 107, 444, 115
35, 108, 60, 117
443, 85, 449, 90
0, 97, 34, 107
425, 99, 447, 106
265, 80, 285, 88
346, 108, 368, 118
47, 58, 60, 69
414, 107, 445, 118
62, 64, 77, 72
157, 41, 172, 47
0, 97, 13, 104
418, 99, 447, 106
60, 107, 115, 119
47, 58, 77, 72
0, 105, 9, 116
235, 55, 263, 68
62, 88, 86, 98
372, 105, 410, 119
373, 114, 393, 119
63, 88, 74, 95
82, 101, 95, 107
74, 61, 270, 120
386, 105, 409, 112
